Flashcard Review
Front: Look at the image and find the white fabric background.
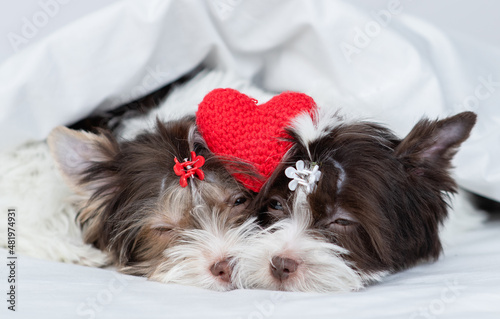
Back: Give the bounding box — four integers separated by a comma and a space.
0, 1, 500, 318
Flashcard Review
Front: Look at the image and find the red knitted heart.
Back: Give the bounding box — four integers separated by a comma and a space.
196, 88, 316, 192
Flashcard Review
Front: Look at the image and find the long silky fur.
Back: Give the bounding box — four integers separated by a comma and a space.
49, 115, 258, 291
243, 110, 477, 292
235, 190, 366, 292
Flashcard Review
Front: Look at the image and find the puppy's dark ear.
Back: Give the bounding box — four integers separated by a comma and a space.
395, 112, 476, 168
47, 126, 118, 194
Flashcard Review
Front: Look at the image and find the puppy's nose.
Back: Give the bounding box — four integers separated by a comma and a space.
210, 259, 232, 283
271, 256, 298, 281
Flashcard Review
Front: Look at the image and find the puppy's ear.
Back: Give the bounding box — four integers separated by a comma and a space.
47, 126, 118, 194
395, 111, 476, 168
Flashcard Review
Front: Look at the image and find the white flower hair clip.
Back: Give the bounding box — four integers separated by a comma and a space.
285, 160, 321, 193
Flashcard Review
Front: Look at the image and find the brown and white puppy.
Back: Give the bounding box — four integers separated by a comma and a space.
48, 116, 256, 291
235, 110, 476, 292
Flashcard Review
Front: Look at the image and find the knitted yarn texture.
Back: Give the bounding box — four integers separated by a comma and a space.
196, 88, 316, 192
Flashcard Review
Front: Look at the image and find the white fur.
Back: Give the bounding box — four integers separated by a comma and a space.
234, 213, 366, 292
289, 107, 346, 151
333, 160, 346, 191
0, 140, 108, 266
234, 190, 367, 292
150, 215, 259, 291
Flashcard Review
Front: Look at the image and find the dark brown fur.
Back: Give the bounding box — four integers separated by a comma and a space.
66, 116, 254, 274
252, 112, 476, 276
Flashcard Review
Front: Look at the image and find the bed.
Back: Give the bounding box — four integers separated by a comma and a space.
1, 1, 499, 318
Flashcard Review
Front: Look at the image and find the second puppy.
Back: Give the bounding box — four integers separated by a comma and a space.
235, 110, 476, 292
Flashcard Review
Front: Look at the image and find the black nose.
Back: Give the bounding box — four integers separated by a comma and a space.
210, 260, 232, 283
270, 256, 298, 281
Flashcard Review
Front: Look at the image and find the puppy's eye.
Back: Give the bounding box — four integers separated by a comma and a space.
324, 207, 358, 232
228, 194, 250, 217
334, 218, 355, 226
258, 197, 288, 226
151, 224, 174, 234
327, 217, 358, 233
268, 199, 283, 211
260, 199, 286, 226
234, 197, 247, 206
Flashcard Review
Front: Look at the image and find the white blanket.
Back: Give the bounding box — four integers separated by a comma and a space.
1, 1, 499, 318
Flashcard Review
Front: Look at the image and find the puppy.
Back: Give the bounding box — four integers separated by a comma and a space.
48, 116, 256, 291
235, 110, 477, 292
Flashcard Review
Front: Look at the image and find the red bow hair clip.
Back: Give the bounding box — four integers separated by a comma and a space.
173, 151, 205, 188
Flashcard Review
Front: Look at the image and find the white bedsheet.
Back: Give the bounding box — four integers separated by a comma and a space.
1, 1, 500, 318
1, 218, 499, 318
